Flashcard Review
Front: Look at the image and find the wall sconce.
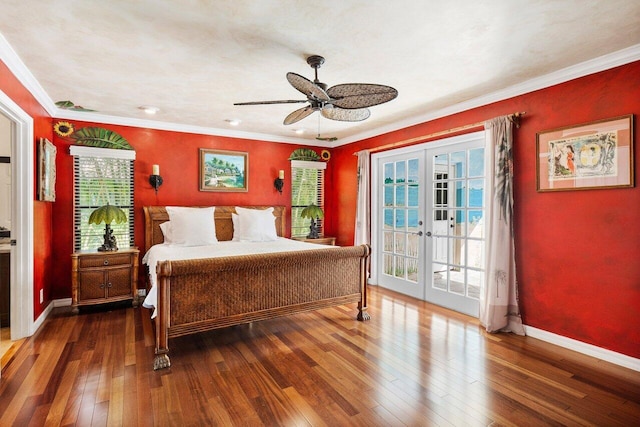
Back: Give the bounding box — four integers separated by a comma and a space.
149, 164, 163, 194
274, 169, 284, 194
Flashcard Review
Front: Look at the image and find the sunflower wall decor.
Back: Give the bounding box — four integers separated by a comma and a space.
54, 121, 133, 150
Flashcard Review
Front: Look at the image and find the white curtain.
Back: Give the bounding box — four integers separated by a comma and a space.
354, 150, 370, 245
480, 116, 525, 335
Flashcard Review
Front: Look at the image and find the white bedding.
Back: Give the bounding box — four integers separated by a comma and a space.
142, 237, 336, 316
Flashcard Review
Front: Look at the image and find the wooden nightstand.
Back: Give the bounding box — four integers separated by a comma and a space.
71, 248, 140, 314
292, 236, 336, 246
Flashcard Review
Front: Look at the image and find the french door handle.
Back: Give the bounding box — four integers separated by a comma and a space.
411, 231, 424, 236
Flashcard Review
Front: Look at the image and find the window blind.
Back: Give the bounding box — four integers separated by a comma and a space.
70, 146, 135, 251
291, 160, 326, 237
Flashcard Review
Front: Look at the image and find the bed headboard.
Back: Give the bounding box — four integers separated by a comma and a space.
143, 206, 286, 254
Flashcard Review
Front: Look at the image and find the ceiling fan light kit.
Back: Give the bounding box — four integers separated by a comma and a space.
234, 55, 398, 127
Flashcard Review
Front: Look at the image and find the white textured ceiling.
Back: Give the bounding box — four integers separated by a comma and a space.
1, 0, 639, 146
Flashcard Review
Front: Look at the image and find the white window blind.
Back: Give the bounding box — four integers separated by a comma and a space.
291, 160, 326, 237
70, 146, 135, 251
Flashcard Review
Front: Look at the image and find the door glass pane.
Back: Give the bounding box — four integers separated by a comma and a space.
395, 257, 405, 278
451, 151, 466, 178
453, 237, 465, 266
468, 270, 483, 299
408, 158, 419, 183
449, 267, 465, 295
407, 258, 418, 283
394, 232, 405, 255
395, 161, 406, 183
433, 263, 447, 291
468, 210, 484, 238
432, 236, 447, 262
408, 185, 418, 207
455, 181, 465, 207
467, 239, 483, 269
383, 231, 393, 252
384, 254, 393, 276
395, 185, 406, 206
407, 209, 419, 231
384, 162, 394, 182
434, 153, 448, 167
468, 148, 484, 177
384, 185, 394, 206
384, 208, 393, 229
407, 233, 419, 257
453, 209, 465, 236
469, 179, 484, 207
394, 209, 405, 229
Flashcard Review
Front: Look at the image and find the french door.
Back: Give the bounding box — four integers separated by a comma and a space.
373, 132, 485, 316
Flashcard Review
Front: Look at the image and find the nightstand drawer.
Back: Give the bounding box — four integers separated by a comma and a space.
78, 253, 132, 268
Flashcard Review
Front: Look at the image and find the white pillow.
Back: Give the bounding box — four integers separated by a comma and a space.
234, 207, 277, 242
165, 206, 217, 246
231, 213, 240, 241
159, 221, 174, 244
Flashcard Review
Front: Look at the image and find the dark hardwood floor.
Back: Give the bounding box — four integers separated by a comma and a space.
1, 286, 639, 426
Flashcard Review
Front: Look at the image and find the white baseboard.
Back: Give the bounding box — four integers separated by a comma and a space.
525, 325, 640, 372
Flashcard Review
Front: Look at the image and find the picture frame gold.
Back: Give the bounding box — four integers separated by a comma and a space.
536, 115, 634, 192
38, 137, 56, 201
199, 148, 248, 192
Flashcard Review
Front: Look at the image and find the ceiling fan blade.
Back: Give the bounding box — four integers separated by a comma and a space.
286, 72, 330, 102
284, 106, 316, 125
327, 84, 398, 109
234, 99, 307, 106
321, 107, 370, 122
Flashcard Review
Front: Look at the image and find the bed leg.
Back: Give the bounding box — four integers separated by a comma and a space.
153, 351, 171, 370
357, 303, 371, 321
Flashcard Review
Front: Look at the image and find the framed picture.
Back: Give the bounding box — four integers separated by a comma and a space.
536, 115, 634, 192
38, 137, 56, 201
199, 148, 248, 192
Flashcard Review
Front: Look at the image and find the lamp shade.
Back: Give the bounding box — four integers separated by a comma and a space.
89, 204, 127, 225
300, 203, 324, 219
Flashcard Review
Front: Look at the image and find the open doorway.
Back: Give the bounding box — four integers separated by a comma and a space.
0, 89, 35, 374
0, 113, 11, 358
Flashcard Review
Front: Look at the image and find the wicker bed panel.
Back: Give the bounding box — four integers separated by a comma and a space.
162, 246, 365, 327
145, 205, 370, 370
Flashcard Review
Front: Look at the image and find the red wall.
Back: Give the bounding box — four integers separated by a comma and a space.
2, 54, 639, 360
50, 121, 329, 297
328, 61, 640, 359
0, 60, 53, 320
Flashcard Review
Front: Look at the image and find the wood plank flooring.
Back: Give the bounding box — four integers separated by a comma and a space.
1, 286, 639, 426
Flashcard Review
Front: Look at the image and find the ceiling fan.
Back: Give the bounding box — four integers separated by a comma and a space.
234, 55, 398, 125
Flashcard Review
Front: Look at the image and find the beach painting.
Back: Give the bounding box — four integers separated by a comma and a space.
199, 149, 248, 192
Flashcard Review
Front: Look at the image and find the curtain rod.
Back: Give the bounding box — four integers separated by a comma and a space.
356, 112, 526, 155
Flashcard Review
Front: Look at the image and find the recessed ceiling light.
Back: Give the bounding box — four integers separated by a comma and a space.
225, 119, 241, 126
294, 129, 305, 135
139, 106, 159, 115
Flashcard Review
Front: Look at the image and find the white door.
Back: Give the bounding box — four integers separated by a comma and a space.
374, 132, 485, 316
375, 152, 426, 299
424, 141, 485, 316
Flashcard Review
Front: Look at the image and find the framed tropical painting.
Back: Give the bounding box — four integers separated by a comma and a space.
199, 149, 248, 192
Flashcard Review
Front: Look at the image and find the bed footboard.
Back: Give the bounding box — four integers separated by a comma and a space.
153, 244, 370, 370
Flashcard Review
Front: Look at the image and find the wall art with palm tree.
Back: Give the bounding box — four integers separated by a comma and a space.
199, 148, 248, 192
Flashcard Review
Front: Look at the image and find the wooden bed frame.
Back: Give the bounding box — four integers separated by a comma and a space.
143, 205, 371, 370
